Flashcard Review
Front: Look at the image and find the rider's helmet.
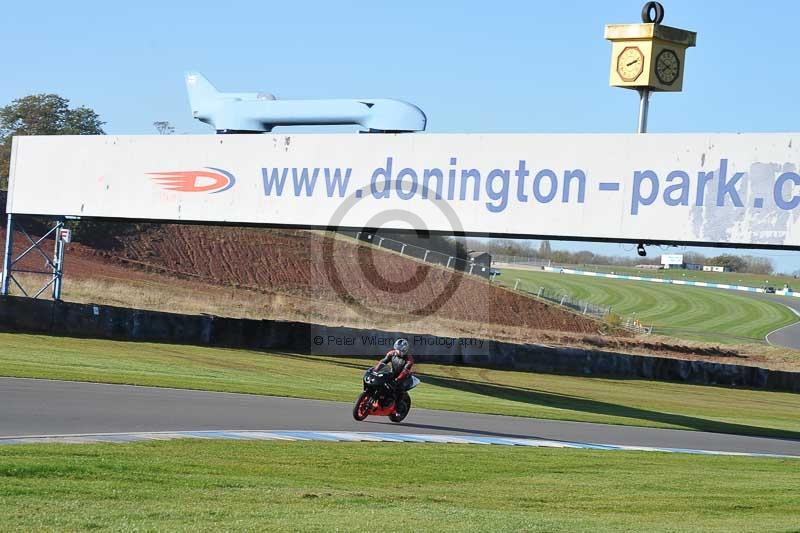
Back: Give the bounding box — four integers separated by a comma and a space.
393, 338, 410, 356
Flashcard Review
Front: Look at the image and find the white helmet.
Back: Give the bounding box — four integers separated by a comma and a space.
393, 338, 410, 356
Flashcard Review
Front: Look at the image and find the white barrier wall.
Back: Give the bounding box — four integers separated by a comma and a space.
7, 133, 800, 247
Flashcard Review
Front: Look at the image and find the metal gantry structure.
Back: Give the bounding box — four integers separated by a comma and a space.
1, 215, 67, 300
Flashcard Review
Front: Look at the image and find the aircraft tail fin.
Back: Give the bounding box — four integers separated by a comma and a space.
185, 71, 219, 117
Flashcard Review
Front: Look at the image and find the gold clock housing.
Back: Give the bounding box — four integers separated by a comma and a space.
604, 23, 696, 92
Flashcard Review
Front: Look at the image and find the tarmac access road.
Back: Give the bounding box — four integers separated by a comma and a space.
1, 377, 798, 456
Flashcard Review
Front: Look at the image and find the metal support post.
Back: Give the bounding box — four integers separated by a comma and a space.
52, 221, 64, 300
423, 250, 429, 262
1, 214, 14, 296
514, 279, 519, 290
637, 88, 650, 133
446, 256, 453, 268
400, 244, 406, 255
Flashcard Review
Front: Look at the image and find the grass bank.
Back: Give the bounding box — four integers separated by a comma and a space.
0, 440, 797, 531
500, 268, 797, 343
2, 333, 800, 438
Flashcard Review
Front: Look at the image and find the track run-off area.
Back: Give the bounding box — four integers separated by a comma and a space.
1, 378, 798, 458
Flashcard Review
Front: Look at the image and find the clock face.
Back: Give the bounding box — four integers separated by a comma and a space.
616, 46, 644, 82
655, 49, 681, 85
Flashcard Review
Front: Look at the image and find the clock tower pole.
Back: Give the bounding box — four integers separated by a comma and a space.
637, 88, 650, 134
605, 2, 696, 133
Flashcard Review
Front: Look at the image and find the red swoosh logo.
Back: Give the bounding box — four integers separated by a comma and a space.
148, 170, 229, 192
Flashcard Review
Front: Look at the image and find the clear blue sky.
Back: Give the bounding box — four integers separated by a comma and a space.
3, 0, 800, 272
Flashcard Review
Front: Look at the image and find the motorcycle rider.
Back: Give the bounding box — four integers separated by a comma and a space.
372, 338, 415, 400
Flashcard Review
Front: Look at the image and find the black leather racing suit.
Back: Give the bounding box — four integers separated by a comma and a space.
373, 349, 415, 397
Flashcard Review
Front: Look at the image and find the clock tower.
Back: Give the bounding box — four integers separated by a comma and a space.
604, 3, 696, 93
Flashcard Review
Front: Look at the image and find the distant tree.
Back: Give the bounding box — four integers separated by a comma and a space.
153, 121, 175, 135
549, 250, 572, 264
367, 229, 467, 260
0, 94, 104, 189
709, 254, 747, 272
462, 238, 541, 260
741, 255, 774, 275
538, 240, 552, 258
682, 252, 707, 266
573, 250, 595, 265
0, 94, 127, 245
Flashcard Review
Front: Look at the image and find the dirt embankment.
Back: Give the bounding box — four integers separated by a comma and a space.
92, 225, 601, 334
0, 223, 603, 334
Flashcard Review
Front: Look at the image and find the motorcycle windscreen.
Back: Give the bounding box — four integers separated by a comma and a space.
408, 376, 421, 390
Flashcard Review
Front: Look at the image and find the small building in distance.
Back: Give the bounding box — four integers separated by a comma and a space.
467, 250, 492, 279
703, 265, 731, 273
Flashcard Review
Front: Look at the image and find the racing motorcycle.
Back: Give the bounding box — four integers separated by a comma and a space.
352, 367, 420, 423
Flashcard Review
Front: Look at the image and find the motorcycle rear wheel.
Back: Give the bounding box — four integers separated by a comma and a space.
353, 392, 371, 421
389, 393, 411, 423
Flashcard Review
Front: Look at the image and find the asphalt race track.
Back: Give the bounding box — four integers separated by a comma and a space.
765, 295, 800, 349
1, 378, 798, 456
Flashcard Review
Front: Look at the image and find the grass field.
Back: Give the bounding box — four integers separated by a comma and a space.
0, 440, 797, 531
2, 333, 800, 438
500, 268, 798, 343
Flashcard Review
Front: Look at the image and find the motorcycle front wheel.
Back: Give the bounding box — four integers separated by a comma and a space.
353, 392, 371, 421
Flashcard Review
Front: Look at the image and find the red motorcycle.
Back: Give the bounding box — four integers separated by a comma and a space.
352, 367, 420, 423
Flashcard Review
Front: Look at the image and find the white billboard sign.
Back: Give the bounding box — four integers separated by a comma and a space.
7, 133, 800, 247
661, 254, 684, 265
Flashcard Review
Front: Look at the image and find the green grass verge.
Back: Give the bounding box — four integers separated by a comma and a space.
2, 333, 800, 439
0, 440, 797, 531
500, 268, 797, 343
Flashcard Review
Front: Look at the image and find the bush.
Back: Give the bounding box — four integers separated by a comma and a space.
605, 312, 622, 328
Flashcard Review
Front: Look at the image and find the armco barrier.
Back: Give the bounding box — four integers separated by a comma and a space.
1, 295, 798, 392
